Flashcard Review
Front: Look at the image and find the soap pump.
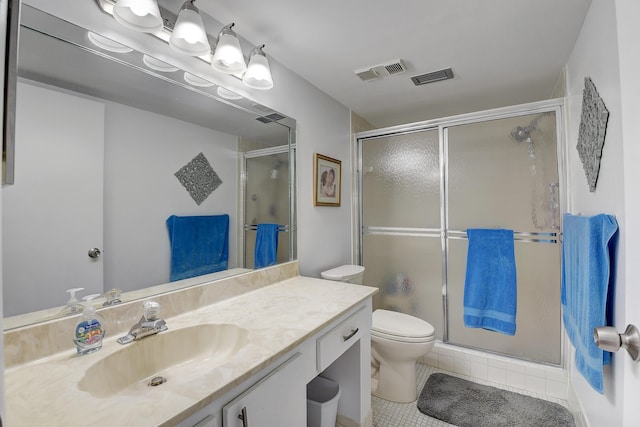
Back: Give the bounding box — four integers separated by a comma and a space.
60, 287, 85, 316
73, 294, 105, 355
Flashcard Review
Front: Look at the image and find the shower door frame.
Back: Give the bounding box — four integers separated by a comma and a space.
356, 98, 568, 365
240, 142, 297, 268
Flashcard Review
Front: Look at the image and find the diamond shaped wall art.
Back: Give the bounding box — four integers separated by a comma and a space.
576, 77, 609, 192
174, 152, 222, 205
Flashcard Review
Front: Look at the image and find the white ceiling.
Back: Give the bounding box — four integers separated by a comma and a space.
183, 0, 591, 127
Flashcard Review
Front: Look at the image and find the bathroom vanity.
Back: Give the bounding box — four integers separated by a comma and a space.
3, 262, 377, 426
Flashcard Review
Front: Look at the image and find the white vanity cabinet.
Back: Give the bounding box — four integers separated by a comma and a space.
179, 299, 372, 427
222, 353, 305, 427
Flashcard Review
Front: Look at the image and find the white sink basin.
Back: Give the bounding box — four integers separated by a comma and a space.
78, 323, 250, 397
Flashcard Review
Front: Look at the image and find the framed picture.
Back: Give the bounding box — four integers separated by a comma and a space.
314, 153, 341, 206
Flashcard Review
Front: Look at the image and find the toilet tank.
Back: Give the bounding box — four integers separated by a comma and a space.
320, 265, 365, 284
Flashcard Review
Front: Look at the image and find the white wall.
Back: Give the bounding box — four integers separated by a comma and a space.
104, 102, 238, 292
564, 0, 626, 424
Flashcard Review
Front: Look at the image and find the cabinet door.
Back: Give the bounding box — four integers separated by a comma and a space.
223, 353, 305, 427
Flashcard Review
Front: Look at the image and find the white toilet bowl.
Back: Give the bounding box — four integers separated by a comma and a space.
319, 266, 435, 403
371, 309, 435, 403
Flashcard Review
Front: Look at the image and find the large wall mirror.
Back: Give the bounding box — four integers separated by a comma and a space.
2, 4, 296, 328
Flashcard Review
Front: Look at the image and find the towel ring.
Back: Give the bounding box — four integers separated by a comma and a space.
593, 324, 640, 361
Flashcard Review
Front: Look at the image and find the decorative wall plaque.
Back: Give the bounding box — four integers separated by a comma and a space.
174, 152, 222, 205
576, 77, 609, 192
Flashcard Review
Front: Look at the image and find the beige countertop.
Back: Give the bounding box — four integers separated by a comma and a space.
5, 276, 377, 426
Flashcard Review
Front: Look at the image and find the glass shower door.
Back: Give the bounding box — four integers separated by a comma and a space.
244, 150, 291, 268
445, 112, 561, 364
360, 129, 444, 339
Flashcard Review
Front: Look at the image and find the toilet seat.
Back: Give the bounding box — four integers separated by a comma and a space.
372, 309, 435, 343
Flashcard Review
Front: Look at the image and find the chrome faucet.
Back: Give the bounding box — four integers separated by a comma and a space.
117, 301, 168, 345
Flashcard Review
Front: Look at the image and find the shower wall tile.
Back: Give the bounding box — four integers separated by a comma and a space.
453, 358, 471, 376
506, 370, 526, 389
438, 354, 454, 372
487, 365, 507, 384
469, 361, 488, 380
432, 342, 569, 401
546, 379, 568, 399
525, 374, 547, 394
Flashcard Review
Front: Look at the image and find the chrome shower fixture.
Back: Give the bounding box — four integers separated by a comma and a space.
510, 125, 534, 144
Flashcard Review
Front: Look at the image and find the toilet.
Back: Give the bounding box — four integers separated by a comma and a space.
371, 309, 435, 402
320, 265, 435, 403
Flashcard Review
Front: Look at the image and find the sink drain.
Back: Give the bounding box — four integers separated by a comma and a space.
148, 376, 167, 387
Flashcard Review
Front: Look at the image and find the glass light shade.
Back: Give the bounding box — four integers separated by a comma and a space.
113, 0, 163, 33
169, 2, 211, 56
211, 28, 246, 74
217, 87, 243, 100
243, 48, 273, 90
87, 32, 133, 53
143, 55, 179, 72
184, 72, 215, 87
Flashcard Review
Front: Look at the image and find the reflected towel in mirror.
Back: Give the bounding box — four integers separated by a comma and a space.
166, 214, 229, 281
254, 223, 279, 268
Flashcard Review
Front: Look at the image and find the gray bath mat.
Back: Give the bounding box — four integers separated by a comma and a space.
417, 373, 575, 427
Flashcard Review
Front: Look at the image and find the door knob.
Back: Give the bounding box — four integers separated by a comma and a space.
594, 324, 640, 361
88, 248, 101, 259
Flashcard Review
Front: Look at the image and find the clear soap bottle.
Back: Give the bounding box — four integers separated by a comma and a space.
73, 294, 105, 355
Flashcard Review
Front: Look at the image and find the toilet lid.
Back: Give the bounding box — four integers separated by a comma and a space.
320, 264, 365, 280
372, 309, 435, 339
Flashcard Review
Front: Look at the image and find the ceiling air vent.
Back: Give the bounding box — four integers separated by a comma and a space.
411, 67, 454, 86
256, 113, 286, 123
355, 59, 407, 82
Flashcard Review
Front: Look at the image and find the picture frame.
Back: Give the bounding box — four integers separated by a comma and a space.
314, 153, 341, 206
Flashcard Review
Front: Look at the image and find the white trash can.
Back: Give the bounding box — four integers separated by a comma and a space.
307, 376, 341, 427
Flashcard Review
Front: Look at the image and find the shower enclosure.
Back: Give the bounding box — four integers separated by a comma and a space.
357, 100, 564, 365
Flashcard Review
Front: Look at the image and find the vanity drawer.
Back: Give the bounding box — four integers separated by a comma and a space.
317, 306, 368, 371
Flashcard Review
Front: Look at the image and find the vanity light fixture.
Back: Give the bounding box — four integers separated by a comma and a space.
112, 0, 163, 33
169, 0, 211, 57
242, 45, 274, 90
96, 0, 273, 90
211, 23, 247, 74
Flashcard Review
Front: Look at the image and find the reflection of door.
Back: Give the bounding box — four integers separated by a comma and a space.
243, 149, 290, 268
2, 82, 104, 316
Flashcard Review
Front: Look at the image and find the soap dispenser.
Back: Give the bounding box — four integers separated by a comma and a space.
60, 287, 85, 316
73, 294, 105, 355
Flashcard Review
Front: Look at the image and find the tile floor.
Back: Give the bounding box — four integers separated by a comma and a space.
372, 363, 571, 427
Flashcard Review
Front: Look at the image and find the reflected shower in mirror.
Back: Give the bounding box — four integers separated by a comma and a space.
2, 5, 296, 327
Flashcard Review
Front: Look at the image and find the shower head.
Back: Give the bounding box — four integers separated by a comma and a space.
511, 125, 534, 143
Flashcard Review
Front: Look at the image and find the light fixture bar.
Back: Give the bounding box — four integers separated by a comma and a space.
94, 0, 272, 90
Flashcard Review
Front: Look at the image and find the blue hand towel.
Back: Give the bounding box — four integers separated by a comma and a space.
561, 213, 618, 394
166, 214, 229, 282
254, 223, 279, 269
464, 229, 517, 335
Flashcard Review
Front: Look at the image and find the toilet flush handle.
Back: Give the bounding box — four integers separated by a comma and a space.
343, 328, 359, 342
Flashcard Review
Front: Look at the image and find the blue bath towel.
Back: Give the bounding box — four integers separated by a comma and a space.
561, 213, 618, 394
464, 229, 517, 335
254, 223, 279, 268
166, 214, 229, 282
